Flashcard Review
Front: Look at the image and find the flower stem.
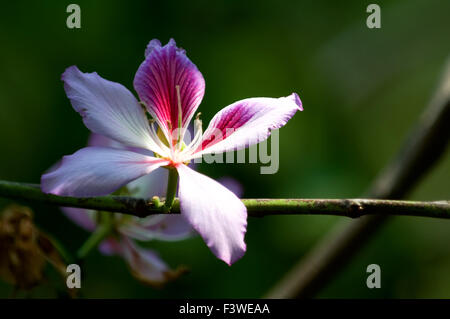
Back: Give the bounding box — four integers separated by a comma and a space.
163, 168, 178, 212
76, 212, 113, 261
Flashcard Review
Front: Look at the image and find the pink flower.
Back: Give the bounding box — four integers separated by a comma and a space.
61, 134, 242, 285
41, 39, 302, 265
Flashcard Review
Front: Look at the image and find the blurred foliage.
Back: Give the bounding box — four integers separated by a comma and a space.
0, 0, 449, 298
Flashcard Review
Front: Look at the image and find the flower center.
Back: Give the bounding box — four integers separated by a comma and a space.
144, 86, 204, 166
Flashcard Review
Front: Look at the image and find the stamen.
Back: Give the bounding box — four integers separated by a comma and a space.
148, 122, 170, 156
146, 136, 168, 158
138, 101, 172, 159
181, 112, 203, 158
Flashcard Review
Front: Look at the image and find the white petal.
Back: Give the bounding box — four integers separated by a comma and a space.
119, 215, 193, 242
176, 164, 247, 265
62, 66, 167, 156
120, 237, 175, 285
41, 147, 169, 197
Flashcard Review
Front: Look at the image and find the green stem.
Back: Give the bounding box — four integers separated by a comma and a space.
1, 180, 450, 220
76, 212, 113, 260
163, 168, 178, 212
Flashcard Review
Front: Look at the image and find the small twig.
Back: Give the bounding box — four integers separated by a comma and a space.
0, 181, 449, 219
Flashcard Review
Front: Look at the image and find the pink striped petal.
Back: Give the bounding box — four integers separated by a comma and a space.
41, 147, 169, 197
62, 66, 163, 154
176, 164, 247, 265
191, 93, 302, 158
134, 39, 205, 142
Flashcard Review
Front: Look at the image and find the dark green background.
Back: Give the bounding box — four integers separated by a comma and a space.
0, 0, 449, 298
